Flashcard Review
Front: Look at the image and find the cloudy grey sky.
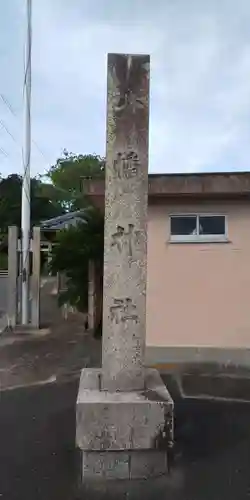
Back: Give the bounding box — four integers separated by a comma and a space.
0, 0, 250, 177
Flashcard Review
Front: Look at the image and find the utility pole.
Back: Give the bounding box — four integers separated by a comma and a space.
21, 0, 32, 325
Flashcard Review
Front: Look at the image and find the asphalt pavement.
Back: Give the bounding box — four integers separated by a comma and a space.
1, 277, 250, 499
1, 377, 250, 500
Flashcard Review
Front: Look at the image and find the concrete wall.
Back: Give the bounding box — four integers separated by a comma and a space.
146, 199, 250, 350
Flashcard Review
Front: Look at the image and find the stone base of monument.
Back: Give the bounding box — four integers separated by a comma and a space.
76, 368, 174, 481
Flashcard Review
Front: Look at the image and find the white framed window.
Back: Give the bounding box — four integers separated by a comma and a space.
169, 214, 228, 243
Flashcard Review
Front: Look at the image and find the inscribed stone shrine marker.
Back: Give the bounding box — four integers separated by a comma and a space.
110, 298, 139, 324
113, 151, 139, 179
101, 53, 150, 392
111, 223, 141, 259
76, 54, 174, 482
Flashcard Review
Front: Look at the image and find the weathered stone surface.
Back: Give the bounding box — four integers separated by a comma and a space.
8, 226, 18, 327
82, 451, 130, 479
81, 450, 169, 480
75, 53, 174, 482
31, 226, 41, 328
76, 368, 173, 452
101, 53, 150, 392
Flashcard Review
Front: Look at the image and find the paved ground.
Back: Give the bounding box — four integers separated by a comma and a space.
1, 286, 250, 499
0, 320, 101, 390
0, 276, 101, 389
1, 378, 250, 500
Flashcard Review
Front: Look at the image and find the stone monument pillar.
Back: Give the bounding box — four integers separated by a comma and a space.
76, 54, 174, 482
101, 53, 149, 393
31, 226, 41, 328
7, 225, 41, 330
7, 226, 19, 328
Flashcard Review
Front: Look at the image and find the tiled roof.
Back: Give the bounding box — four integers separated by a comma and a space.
40, 210, 86, 230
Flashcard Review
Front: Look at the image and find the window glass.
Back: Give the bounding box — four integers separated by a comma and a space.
199, 216, 225, 235
170, 216, 197, 235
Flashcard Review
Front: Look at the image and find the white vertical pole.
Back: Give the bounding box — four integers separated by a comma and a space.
21, 0, 32, 325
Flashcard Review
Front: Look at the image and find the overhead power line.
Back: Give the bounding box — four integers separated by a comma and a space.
0, 92, 48, 163
0, 147, 8, 157
0, 119, 18, 144
0, 94, 16, 116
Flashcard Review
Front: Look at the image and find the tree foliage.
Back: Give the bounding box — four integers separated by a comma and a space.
47, 152, 105, 330
0, 152, 105, 316
49, 207, 104, 312
0, 174, 64, 234
46, 150, 105, 211
0, 152, 104, 235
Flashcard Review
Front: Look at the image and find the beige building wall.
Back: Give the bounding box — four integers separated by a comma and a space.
146, 200, 250, 349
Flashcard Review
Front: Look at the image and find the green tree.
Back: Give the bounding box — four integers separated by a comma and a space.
46, 150, 105, 211
50, 206, 104, 314
0, 174, 64, 234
